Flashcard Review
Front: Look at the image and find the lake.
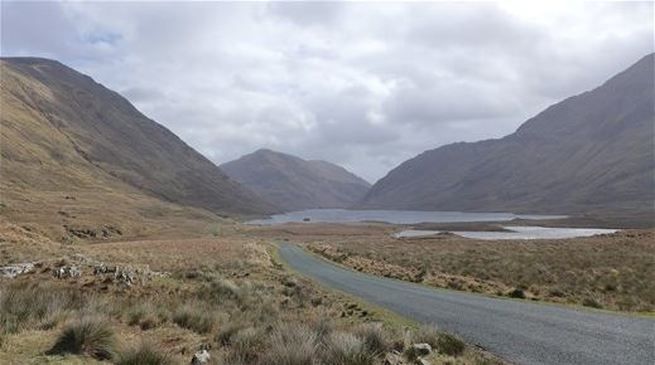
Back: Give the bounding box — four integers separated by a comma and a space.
248, 208, 566, 225
394, 226, 618, 240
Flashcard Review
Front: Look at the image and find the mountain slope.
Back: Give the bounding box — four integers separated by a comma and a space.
221, 149, 370, 211
361, 53, 655, 216
0, 57, 275, 238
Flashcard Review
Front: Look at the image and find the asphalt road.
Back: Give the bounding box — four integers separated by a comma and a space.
278, 243, 655, 365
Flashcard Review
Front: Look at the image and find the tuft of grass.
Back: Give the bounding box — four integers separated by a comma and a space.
582, 297, 603, 309
309, 317, 334, 346
116, 342, 173, 365
126, 304, 161, 330
260, 323, 317, 365
47, 317, 116, 360
403, 345, 422, 362
0, 282, 84, 334
224, 327, 267, 364
354, 323, 390, 356
216, 321, 245, 346
172, 305, 215, 334
208, 278, 242, 300
323, 332, 376, 365
436, 333, 466, 357
410, 325, 440, 349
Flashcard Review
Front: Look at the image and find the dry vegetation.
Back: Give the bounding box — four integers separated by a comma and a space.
0, 219, 501, 364
253, 223, 655, 313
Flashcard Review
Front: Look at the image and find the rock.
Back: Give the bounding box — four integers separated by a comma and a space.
114, 267, 136, 287
384, 352, 405, 365
53, 265, 81, 279
418, 359, 431, 365
190, 349, 210, 365
0, 263, 35, 278
92, 262, 169, 287
412, 343, 432, 356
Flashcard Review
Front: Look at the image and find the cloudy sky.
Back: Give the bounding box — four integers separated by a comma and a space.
2, 1, 653, 182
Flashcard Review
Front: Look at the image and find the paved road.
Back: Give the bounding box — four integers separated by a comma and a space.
278, 243, 654, 365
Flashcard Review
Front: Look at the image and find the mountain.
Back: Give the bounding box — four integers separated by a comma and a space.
361, 53, 655, 217
0, 57, 275, 238
221, 149, 371, 211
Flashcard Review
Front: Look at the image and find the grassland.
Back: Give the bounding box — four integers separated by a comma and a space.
0, 219, 502, 364
252, 223, 655, 313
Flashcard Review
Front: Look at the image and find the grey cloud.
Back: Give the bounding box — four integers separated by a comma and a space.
1, 1, 652, 182
266, 2, 344, 27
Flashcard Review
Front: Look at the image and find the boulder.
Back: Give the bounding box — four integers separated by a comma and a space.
384, 352, 405, 365
412, 343, 432, 356
191, 349, 211, 365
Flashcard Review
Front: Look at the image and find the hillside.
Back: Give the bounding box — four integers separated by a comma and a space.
221, 149, 371, 211
0, 57, 275, 239
361, 53, 655, 217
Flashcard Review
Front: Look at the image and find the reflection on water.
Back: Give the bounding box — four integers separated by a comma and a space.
248, 209, 566, 225
394, 226, 618, 240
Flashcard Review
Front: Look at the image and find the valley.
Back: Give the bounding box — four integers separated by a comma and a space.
0, 11, 653, 365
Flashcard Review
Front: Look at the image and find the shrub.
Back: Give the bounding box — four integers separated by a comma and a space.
322, 332, 375, 365
172, 305, 214, 334
508, 288, 526, 299
116, 342, 172, 365
47, 317, 116, 360
260, 323, 317, 365
437, 333, 465, 357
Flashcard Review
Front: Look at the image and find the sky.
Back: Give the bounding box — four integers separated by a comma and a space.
1, 1, 653, 183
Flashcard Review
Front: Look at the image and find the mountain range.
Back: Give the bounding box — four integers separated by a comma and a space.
0, 57, 275, 239
221, 149, 370, 211
360, 53, 655, 216
1, 53, 653, 236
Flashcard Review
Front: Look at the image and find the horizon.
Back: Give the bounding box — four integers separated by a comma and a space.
2, 1, 653, 182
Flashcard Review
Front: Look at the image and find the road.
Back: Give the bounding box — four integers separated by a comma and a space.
278, 243, 654, 365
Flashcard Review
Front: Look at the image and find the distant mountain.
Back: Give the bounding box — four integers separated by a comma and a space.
0, 57, 275, 222
361, 53, 655, 216
221, 149, 371, 211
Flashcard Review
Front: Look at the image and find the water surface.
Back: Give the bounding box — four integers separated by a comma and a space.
394, 226, 617, 240
249, 208, 566, 225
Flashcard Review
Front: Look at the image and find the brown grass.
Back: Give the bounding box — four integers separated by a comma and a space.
255, 223, 655, 312
0, 221, 504, 364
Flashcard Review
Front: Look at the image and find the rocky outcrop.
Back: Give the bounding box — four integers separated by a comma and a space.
53, 265, 81, 279
0, 262, 35, 278
2, 254, 168, 289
